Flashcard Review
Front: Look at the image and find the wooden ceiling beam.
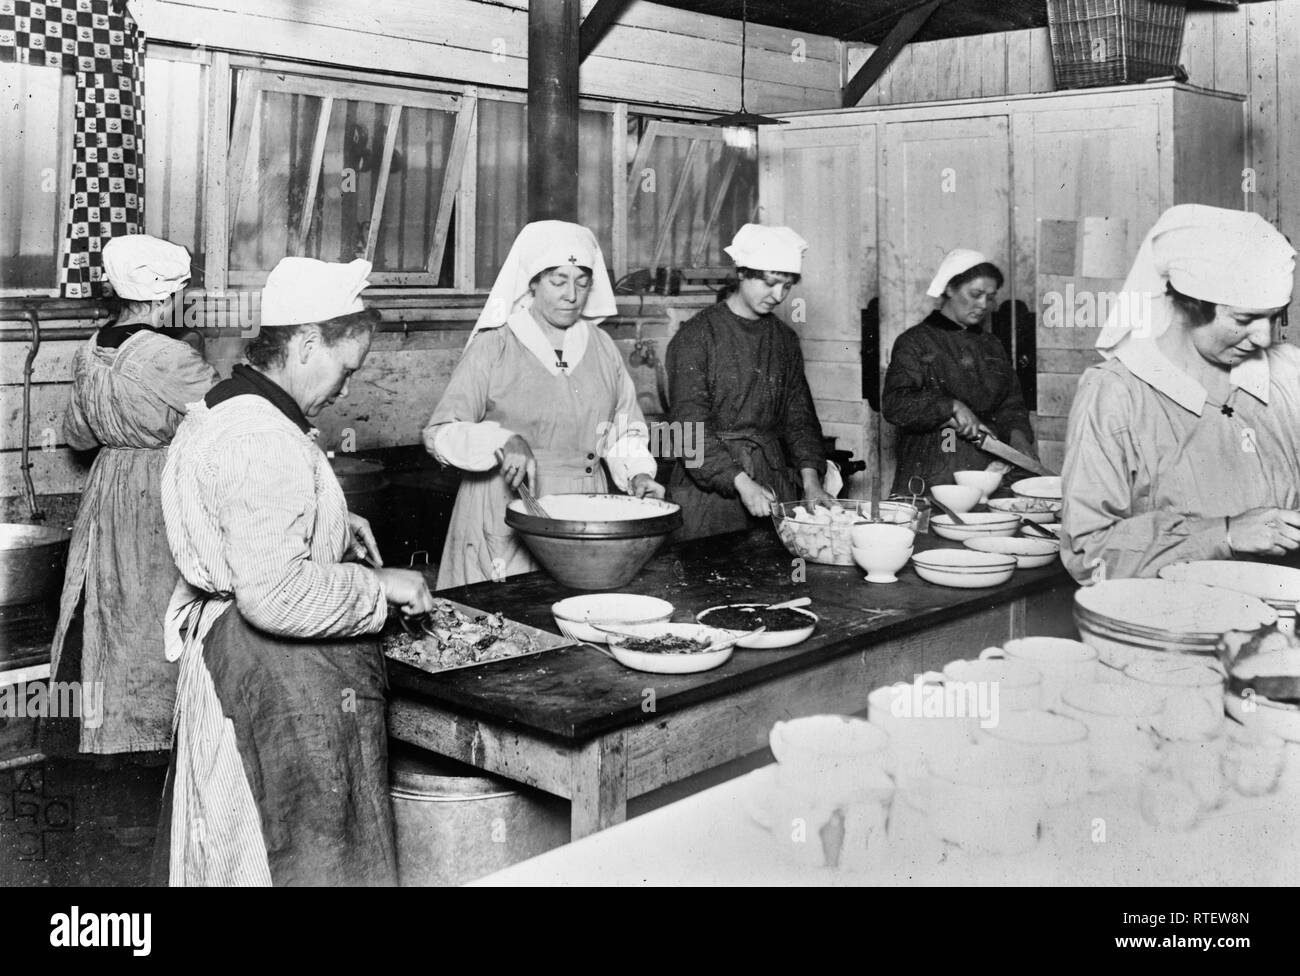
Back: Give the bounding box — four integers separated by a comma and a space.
842, 0, 944, 107
579, 0, 634, 63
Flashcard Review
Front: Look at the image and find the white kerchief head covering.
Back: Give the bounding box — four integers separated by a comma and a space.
471, 221, 617, 338
926, 248, 992, 299
261, 257, 372, 326
723, 223, 808, 274
1096, 204, 1295, 351
102, 234, 191, 301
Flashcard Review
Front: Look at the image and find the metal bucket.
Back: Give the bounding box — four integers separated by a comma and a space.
0, 523, 71, 606
389, 750, 570, 887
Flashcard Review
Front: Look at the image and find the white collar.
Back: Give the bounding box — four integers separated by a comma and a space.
1114, 336, 1271, 415
505, 308, 589, 375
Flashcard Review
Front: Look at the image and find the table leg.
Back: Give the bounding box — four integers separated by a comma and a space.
569, 730, 628, 839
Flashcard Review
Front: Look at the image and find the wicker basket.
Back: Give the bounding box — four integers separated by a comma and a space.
1047, 0, 1187, 89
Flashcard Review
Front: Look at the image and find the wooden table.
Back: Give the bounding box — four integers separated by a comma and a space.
386, 528, 1079, 839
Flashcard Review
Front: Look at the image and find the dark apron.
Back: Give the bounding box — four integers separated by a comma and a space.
201, 605, 396, 887
670, 428, 802, 541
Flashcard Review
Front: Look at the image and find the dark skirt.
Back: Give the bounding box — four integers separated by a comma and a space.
201, 606, 397, 886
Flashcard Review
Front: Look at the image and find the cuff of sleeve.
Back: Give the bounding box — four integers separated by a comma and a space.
427, 422, 514, 471
1188, 515, 1235, 560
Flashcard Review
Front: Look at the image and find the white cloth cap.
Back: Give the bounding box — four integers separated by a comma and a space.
471, 221, 617, 339
723, 223, 808, 274
1097, 204, 1296, 350
926, 249, 992, 298
261, 257, 372, 326
102, 234, 191, 301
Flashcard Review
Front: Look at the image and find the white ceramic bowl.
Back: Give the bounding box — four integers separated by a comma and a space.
931, 484, 982, 515
954, 470, 1005, 503
551, 593, 675, 644
694, 604, 819, 649
1011, 476, 1063, 500
911, 548, 1016, 588
1225, 691, 1300, 742
849, 521, 916, 550
605, 622, 736, 674
852, 544, 914, 583
963, 536, 1060, 569
930, 512, 1021, 541
986, 496, 1063, 524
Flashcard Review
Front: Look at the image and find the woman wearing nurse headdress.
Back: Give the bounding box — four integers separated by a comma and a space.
424, 221, 665, 590
1061, 204, 1300, 583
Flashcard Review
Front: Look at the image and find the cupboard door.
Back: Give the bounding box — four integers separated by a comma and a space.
879, 115, 1012, 487
759, 123, 878, 497
1013, 103, 1160, 470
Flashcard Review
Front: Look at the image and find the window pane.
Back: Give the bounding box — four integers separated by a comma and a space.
229, 74, 457, 282
144, 58, 207, 286
626, 120, 756, 272
1, 61, 62, 291
475, 98, 526, 288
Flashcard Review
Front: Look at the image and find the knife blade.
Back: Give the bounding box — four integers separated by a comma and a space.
976, 434, 1058, 477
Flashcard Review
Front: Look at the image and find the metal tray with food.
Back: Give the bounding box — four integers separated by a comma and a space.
382, 597, 575, 675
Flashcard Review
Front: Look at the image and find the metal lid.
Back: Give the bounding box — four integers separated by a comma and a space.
388, 753, 518, 799
329, 456, 388, 493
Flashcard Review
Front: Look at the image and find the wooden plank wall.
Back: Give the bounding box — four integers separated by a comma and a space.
845, 2, 1299, 324
136, 0, 842, 113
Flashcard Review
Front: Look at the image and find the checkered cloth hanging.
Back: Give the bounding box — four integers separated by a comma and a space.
0, 0, 145, 298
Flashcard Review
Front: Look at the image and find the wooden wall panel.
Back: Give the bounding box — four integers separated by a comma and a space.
137, 0, 841, 113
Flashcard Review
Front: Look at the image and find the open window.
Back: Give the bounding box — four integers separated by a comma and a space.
225, 70, 476, 289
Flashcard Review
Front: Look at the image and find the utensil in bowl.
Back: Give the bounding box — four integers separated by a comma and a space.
551, 593, 675, 644
928, 494, 968, 526
603, 622, 740, 674
504, 493, 682, 590
694, 604, 817, 649
930, 512, 1020, 541
931, 484, 982, 515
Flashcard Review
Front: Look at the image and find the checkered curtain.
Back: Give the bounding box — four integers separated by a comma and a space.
0, 0, 145, 298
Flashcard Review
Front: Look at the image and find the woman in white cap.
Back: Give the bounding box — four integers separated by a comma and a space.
161, 256, 434, 885
1062, 204, 1300, 583
48, 234, 217, 763
665, 223, 835, 539
424, 221, 665, 589
882, 250, 1035, 495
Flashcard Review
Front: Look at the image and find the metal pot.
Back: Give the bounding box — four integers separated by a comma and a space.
0, 523, 71, 606
329, 457, 389, 522
389, 751, 569, 886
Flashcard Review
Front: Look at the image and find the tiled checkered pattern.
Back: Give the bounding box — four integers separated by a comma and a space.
0, 0, 145, 298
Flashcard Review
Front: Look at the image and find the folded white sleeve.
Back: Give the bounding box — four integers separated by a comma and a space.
601, 371, 659, 492
428, 421, 515, 472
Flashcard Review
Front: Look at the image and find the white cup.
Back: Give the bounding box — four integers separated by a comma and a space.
981, 638, 1099, 709
1058, 683, 1164, 776
978, 709, 1091, 806
1123, 658, 1225, 715
769, 715, 891, 806
941, 657, 1044, 713
868, 683, 978, 785
916, 745, 1046, 854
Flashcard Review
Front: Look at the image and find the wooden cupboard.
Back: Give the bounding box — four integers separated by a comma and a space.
759, 81, 1246, 485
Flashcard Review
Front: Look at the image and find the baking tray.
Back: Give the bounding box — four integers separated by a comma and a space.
381, 597, 575, 676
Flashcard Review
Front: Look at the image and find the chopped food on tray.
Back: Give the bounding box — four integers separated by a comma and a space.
384, 599, 550, 672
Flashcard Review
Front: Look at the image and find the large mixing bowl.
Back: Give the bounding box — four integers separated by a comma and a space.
504, 494, 682, 590
0, 523, 72, 606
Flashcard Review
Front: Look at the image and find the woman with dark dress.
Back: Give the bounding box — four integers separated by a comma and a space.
665, 224, 836, 540
882, 249, 1036, 495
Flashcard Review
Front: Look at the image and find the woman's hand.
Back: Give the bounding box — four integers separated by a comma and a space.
945, 399, 994, 442
629, 473, 667, 500
1227, 508, 1300, 556
346, 513, 383, 566
735, 472, 778, 517
801, 468, 836, 509
495, 435, 537, 491
375, 568, 435, 616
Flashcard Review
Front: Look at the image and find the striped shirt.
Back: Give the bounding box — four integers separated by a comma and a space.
162, 395, 387, 637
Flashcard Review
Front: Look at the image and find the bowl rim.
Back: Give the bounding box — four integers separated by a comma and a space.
551, 593, 675, 623
694, 603, 819, 630
506, 494, 682, 538
605, 622, 736, 656
1010, 476, 1064, 500
964, 537, 1059, 555
912, 549, 1017, 569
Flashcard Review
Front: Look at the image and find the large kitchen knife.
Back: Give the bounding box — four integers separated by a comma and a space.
975, 433, 1058, 477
